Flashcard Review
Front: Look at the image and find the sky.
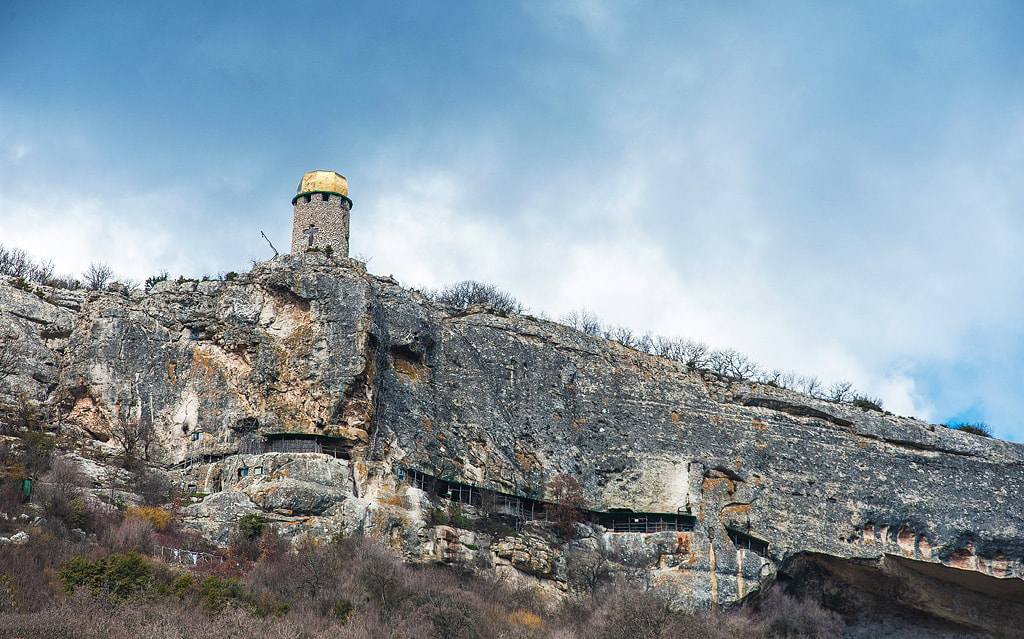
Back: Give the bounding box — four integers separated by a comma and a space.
2, 1, 1024, 440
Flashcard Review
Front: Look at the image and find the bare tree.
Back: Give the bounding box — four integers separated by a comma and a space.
0, 245, 78, 289
429, 280, 524, 314
634, 332, 654, 354
827, 380, 854, 403
677, 339, 711, 369
83, 262, 114, 291
708, 348, 761, 380
0, 329, 19, 384
610, 325, 635, 348
561, 309, 602, 336
545, 473, 586, 539
0, 245, 31, 278
795, 375, 823, 398
565, 547, 614, 594
28, 259, 55, 285
109, 404, 153, 470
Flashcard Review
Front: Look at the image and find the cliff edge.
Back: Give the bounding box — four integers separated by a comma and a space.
3, 254, 1023, 635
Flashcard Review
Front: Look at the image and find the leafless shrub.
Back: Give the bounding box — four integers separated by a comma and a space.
4, 392, 41, 431
30, 258, 56, 285
37, 456, 92, 532
561, 309, 602, 336
0, 245, 32, 279
0, 328, 20, 386
677, 339, 711, 369
708, 348, 761, 380
105, 516, 156, 554
109, 405, 153, 470
565, 547, 614, 595
590, 584, 682, 639
609, 325, 634, 348
429, 280, 524, 314
82, 262, 114, 291
356, 539, 415, 613
46, 274, 82, 289
757, 586, 844, 638
795, 375, 823, 398
136, 468, 175, 506
0, 244, 80, 289
634, 332, 654, 354
826, 381, 853, 403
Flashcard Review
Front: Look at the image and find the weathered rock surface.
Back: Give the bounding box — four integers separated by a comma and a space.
3, 256, 1024, 633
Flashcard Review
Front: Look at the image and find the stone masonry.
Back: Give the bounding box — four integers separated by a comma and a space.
291, 192, 351, 256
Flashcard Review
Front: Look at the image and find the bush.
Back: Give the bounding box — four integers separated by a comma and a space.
237, 513, 267, 541
144, 270, 169, 291
851, 396, 884, 412
195, 575, 243, 612
125, 506, 172, 532
427, 506, 449, 526
59, 553, 152, 599
137, 469, 175, 506
105, 516, 156, 554
565, 548, 614, 594
331, 598, 354, 622
430, 280, 524, 315
18, 430, 53, 474
950, 421, 992, 437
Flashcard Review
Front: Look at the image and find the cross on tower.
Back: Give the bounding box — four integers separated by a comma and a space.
304, 224, 320, 248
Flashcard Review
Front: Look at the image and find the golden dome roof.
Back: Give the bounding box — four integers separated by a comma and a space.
296, 170, 348, 197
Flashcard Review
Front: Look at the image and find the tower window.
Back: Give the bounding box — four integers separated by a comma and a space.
321, 193, 329, 201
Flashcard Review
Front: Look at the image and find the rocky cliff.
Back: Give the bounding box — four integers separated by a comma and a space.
3, 255, 1023, 635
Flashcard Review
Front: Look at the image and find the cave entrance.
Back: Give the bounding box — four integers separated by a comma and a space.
727, 527, 770, 556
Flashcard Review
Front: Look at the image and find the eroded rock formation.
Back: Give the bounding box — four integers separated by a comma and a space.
3, 255, 1024, 633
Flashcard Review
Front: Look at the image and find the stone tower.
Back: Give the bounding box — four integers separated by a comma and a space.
291, 170, 353, 256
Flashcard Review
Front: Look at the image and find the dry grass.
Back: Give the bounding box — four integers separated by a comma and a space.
0, 517, 842, 639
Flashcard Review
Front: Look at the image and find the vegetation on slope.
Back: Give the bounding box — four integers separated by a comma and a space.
0, 417, 845, 638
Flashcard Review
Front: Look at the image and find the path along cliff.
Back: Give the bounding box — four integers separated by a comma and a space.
3, 254, 1023, 635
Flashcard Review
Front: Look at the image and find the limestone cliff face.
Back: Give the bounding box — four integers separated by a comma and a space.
3, 256, 1024, 632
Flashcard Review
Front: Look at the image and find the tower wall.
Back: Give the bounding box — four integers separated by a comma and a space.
291, 192, 351, 256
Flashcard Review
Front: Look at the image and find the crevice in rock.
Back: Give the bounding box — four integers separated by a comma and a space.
738, 395, 853, 427
853, 432, 979, 458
